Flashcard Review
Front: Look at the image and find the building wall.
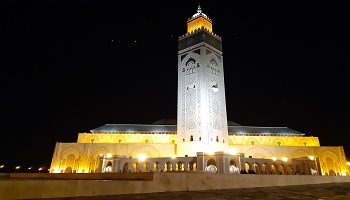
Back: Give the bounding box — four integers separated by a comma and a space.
50, 134, 349, 176
50, 143, 176, 173
77, 133, 177, 144
228, 135, 320, 146
78, 133, 320, 147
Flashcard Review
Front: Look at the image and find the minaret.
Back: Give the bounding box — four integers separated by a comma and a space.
177, 5, 229, 156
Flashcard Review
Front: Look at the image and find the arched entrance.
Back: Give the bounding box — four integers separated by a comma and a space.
329, 170, 336, 176
104, 161, 112, 173
123, 162, 129, 172
206, 159, 217, 173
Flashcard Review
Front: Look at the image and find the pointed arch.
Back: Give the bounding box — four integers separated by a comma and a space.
291, 149, 311, 159
244, 147, 274, 159
59, 147, 82, 160
129, 145, 160, 158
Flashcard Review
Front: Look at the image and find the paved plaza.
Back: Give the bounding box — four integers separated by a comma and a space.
33, 182, 350, 200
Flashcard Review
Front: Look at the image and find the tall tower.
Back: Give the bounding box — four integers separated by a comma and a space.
177, 5, 229, 156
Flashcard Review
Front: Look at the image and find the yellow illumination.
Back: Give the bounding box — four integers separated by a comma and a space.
38, 168, 42, 171
106, 153, 112, 158
0, 165, 4, 168
229, 149, 238, 155
99, 154, 103, 156
282, 157, 288, 162
224, 148, 237, 155
309, 156, 314, 160
171, 155, 176, 159
15, 166, 20, 170
187, 17, 212, 33
53, 168, 60, 173
272, 157, 277, 161
347, 162, 350, 166
206, 150, 214, 155
137, 154, 147, 161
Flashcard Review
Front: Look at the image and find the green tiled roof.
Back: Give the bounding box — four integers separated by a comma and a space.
90, 122, 305, 136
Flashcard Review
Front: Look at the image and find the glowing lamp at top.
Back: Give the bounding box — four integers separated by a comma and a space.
206, 150, 214, 155
137, 154, 147, 161
99, 154, 103, 156
15, 166, 20, 170
229, 149, 238, 155
171, 155, 176, 159
271, 157, 277, 161
282, 157, 288, 162
0, 165, 4, 168
309, 156, 315, 160
106, 153, 112, 158
347, 162, 350, 166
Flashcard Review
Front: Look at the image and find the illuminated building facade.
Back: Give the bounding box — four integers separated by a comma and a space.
49, 5, 349, 176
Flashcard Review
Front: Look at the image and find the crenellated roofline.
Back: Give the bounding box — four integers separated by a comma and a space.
178, 26, 221, 41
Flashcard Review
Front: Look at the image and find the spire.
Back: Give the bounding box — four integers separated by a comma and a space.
197, 3, 202, 14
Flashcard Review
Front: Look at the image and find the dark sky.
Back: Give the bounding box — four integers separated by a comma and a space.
1, 0, 349, 170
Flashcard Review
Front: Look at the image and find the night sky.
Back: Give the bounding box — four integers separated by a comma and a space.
1, 0, 349, 171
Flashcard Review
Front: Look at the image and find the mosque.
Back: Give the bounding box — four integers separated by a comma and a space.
49, 5, 349, 176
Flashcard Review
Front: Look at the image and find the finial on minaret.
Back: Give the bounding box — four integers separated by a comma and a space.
197, 3, 202, 13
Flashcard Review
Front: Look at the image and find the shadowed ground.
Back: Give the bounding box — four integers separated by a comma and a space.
30, 182, 350, 200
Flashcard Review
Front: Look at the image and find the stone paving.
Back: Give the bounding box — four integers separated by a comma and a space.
33, 182, 350, 200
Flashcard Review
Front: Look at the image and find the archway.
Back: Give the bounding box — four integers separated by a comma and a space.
262, 163, 268, 174
279, 164, 285, 175
64, 167, 72, 173
164, 162, 172, 172
253, 163, 260, 174
207, 158, 216, 166
123, 162, 129, 172
329, 170, 336, 176
105, 161, 112, 173
189, 161, 196, 171
177, 161, 184, 171
133, 162, 140, 172
244, 162, 251, 174
230, 160, 236, 166
206, 158, 217, 172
